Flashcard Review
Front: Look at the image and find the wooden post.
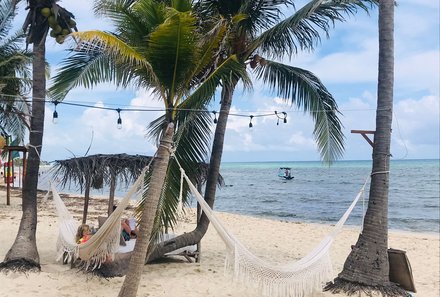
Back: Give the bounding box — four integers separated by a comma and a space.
82, 177, 91, 224
108, 171, 116, 216
196, 183, 202, 263
6, 150, 11, 205
351, 130, 375, 148
2, 146, 28, 204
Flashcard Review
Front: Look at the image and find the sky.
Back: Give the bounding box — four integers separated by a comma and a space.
10, 0, 440, 163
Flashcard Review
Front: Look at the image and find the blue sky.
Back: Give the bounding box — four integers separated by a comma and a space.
11, 0, 440, 163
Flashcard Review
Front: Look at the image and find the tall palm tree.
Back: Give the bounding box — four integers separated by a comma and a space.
1, 0, 76, 271
0, 0, 32, 142
48, 0, 248, 292
325, 1, 408, 296
50, 0, 248, 231
147, 0, 378, 261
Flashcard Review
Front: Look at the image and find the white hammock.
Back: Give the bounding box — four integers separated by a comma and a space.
179, 167, 368, 297
48, 169, 146, 270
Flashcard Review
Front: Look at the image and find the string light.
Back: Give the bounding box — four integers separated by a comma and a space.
275, 111, 287, 125
52, 101, 59, 124
116, 108, 122, 129
1, 94, 294, 128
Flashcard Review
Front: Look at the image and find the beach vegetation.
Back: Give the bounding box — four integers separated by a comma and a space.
48, 0, 248, 294
0, 0, 77, 273
146, 0, 378, 265
0, 0, 32, 143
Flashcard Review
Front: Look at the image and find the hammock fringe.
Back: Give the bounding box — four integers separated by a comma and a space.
49, 167, 147, 271
177, 164, 368, 297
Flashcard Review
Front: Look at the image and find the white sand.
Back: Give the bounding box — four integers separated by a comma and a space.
0, 187, 438, 297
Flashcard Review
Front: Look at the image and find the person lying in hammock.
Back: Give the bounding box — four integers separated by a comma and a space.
76, 224, 92, 244
113, 205, 138, 241
121, 218, 138, 241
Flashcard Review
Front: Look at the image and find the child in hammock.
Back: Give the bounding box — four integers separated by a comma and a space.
76, 224, 92, 244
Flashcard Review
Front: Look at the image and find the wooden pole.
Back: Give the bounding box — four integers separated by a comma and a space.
108, 171, 116, 216
6, 150, 11, 205
82, 177, 91, 224
196, 182, 202, 263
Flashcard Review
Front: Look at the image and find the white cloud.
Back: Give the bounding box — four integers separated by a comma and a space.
12, 0, 440, 162
41, 89, 164, 161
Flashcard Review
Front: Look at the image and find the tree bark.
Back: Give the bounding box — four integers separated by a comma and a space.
3, 40, 46, 267
118, 123, 174, 297
146, 82, 236, 262
325, 1, 407, 295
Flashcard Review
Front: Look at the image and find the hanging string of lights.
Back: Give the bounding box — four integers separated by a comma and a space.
1, 93, 388, 130
0, 94, 291, 129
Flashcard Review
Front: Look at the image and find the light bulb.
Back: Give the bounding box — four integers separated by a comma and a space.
52, 110, 58, 124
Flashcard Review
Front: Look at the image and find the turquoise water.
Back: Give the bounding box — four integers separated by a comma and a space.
41, 159, 439, 234
209, 159, 440, 234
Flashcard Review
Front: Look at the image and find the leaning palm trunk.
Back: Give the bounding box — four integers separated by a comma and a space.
146, 82, 236, 262
3, 40, 46, 269
118, 123, 174, 297
325, 1, 407, 296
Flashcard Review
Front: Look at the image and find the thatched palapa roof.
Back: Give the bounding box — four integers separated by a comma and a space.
52, 153, 152, 191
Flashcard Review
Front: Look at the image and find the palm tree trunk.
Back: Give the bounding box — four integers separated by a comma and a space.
146, 81, 236, 262
325, 1, 407, 295
118, 123, 175, 297
3, 40, 46, 268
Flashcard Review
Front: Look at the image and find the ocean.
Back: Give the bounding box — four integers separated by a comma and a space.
40, 159, 440, 234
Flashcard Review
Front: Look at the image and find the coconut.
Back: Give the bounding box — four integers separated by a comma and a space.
48, 16, 57, 27
56, 35, 65, 44
41, 7, 51, 17
53, 25, 62, 34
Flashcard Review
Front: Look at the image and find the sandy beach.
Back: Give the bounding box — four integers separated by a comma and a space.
0, 186, 438, 297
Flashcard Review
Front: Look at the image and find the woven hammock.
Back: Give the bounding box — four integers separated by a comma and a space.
48, 168, 146, 270
178, 167, 368, 297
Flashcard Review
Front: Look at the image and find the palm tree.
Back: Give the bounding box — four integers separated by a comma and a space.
1, 0, 76, 271
325, 1, 408, 296
0, 0, 32, 143
48, 0, 248, 293
147, 0, 378, 261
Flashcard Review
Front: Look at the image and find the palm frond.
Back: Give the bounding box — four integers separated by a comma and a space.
142, 110, 214, 235
0, 0, 16, 36
146, 11, 198, 104
182, 55, 251, 109
238, 0, 292, 38
49, 47, 137, 101
249, 0, 377, 58
255, 60, 344, 162
71, 31, 152, 70
49, 32, 158, 101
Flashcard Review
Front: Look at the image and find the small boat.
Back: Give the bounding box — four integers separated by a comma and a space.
278, 167, 294, 180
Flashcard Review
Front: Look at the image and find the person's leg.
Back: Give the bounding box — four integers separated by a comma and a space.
121, 220, 132, 234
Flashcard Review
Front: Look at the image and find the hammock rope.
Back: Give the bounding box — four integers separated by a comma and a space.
49, 166, 147, 270
177, 162, 368, 297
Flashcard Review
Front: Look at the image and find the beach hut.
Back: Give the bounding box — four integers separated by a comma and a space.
51, 153, 224, 263
51, 153, 153, 223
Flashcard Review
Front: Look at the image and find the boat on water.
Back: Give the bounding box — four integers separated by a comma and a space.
278, 167, 294, 180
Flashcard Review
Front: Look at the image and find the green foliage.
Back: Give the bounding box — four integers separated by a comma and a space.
0, 0, 32, 142
49, 0, 249, 235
